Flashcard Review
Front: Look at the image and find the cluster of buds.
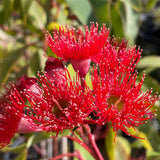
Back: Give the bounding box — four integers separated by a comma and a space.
0, 22, 159, 149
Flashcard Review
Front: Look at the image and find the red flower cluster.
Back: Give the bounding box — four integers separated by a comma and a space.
46, 22, 109, 61
46, 22, 109, 78
91, 40, 158, 137
24, 71, 94, 134
0, 77, 43, 149
0, 23, 159, 149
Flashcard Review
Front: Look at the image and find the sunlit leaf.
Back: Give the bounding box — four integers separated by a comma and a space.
57, 4, 68, 24
67, 64, 92, 88
147, 150, 160, 160
144, 0, 158, 12
137, 56, 160, 68
65, 0, 96, 25
67, 64, 76, 79
28, 1, 47, 29
115, 136, 131, 160
85, 71, 92, 89
26, 132, 51, 149
15, 149, 27, 160
74, 138, 94, 160
1, 144, 26, 153
128, 128, 153, 151
105, 126, 116, 160
119, 0, 140, 44
89, 0, 109, 24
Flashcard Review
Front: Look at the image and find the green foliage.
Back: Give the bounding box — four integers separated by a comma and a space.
0, 0, 160, 159
15, 149, 27, 160
105, 126, 116, 160
65, 0, 96, 25
137, 56, 160, 68
74, 142, 94, 160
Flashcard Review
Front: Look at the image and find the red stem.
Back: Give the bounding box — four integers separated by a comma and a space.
88, 133, 104, 160
66, 135, 92, 155
49, 150, 84, 160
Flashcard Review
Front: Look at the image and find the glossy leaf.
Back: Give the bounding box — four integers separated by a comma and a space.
65, 0, 96, 25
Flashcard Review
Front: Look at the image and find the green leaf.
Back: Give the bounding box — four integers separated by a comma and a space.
15, 149, 27, 160
67, 64, 77, 79
26, 130, 71, 149
137, 132, 153, 151
115, 136, 131, 160
29, 52, 41, 76
137, 56, 160, 68
110, 3, 124, 37
20, 0, 32, 25
13, 0, 21, 10
138, 122, 160, 152
127, 0, 143, 12
26, 132, 51, 149
58, 129, 71, 137
0, 46, 27, 84
0, 0, 12, 24
46, 46, 57, 57
128, 128, 153, 151
57, 4, 68, 24
85, 71, 92, 89
144, 0, 158, 12
21, 0, 32, 13
67, 64, 92, 88
28, 1, 47, 29
65, 0, 96, 24
89, 0, 109, 24
120, 0, 140, 44
147, 151, 160, 160
1, 144, 26, 153
74, 139, 94, 160
105, 126, 116, 160
142, 75, 160, 94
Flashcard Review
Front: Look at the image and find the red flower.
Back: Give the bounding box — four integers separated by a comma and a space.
0, 84, 25, 149
0, 77, 43, 149
46, 22, 109, 78
24, 71, 94, 135
46, 22, 109, 61
91, 42, 159, 138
